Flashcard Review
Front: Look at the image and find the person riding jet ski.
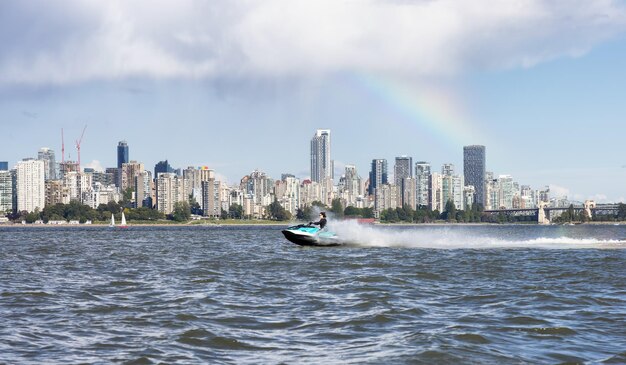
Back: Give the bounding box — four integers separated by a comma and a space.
309, 212, 327, 229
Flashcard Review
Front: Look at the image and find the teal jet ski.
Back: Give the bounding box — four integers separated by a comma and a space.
282, 224, 341, 246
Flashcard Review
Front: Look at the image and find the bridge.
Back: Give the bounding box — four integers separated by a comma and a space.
484, 201, 621, 224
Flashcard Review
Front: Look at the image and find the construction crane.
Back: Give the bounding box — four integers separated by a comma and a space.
76, 125, 87, 168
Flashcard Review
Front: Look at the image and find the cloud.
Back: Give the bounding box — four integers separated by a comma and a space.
548, 184, 570, 199
84, 159, 104, 172
0, 0, 625, 85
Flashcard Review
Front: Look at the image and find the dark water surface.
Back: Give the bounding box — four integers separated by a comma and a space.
1, 225, 625, 364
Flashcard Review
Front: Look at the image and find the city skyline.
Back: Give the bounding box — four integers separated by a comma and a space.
1, 2, 625, 202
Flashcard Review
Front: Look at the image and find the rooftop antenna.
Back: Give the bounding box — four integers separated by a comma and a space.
76, 125, 87, 169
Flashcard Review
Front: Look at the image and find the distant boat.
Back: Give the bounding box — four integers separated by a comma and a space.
109, 213, 115, 228
119, 211, 128, 229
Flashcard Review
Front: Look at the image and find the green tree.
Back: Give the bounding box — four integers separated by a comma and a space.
296, 206, 312, 221
171, 201, 191, 222
443, 200, 457, 222
311, 201, 327, 209
362, 207, 375, 219
344, 206, 361, 217
25, 209, 40, 223
330, 198, 344, 218
228, 203, 244, 219
618, 203, 626, 220
267, 200, 291, 221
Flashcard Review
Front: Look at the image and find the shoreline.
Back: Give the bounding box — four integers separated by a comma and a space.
0, 221, 623, 228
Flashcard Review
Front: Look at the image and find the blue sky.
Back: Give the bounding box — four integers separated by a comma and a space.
1, 0, 625, 202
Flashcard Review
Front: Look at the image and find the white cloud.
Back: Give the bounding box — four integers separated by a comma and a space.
548, 184, 570, 199
84, 160, 104, 172
1, 0, 625, 84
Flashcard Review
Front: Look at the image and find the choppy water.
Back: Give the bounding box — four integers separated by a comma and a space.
1, 224, 625, 364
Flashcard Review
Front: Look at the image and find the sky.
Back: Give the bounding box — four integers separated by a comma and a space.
1, 0, 625, 203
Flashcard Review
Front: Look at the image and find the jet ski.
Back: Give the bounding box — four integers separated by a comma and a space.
281, 224, 341, 246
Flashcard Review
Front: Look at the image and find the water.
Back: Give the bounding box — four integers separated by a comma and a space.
1, 224, 625, 364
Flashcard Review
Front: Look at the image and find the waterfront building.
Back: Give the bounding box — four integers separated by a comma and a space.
486, 177, 500, 210
395, 156, 413, 207
16, 159, 45, 213
134, 171, 153, 208
520, 185, 536, 209
183, 166, 214, 205
442, 174, 464, 210
368, 159, 388, 196
299, 179, 322, 208
463, 145, 486, 207
62, 171, 92, 204
498, 175, 515, 209
156, 173, 185, 215
338, 165, 363, 207
121, 161, 144, 193
45, 179, 65, 206
0, 169, 13, 213
374, 183, 398, 216
310, 129, 332, 183
38, 148, 57, 181
441, 164, 464, 210
242, 170, 274, 209
201, 179, 221, 218
429, 172, 444, 212
275, 175, 300, 216
84, 183, 121, 209
402, 177, 417, 210
415, 162, 431, 208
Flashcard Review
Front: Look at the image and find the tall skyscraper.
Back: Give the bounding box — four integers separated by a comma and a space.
310, 129, 332, 183
117, 141, 129, 169
394, 156, 413, 186
16, 159, 45, 213
0, 161, 8, 171
38, 147, 56, 181
415, 161, 431, 208
368, 159, 388, 196
394, 156, 413, 207
463, 145, 486, 207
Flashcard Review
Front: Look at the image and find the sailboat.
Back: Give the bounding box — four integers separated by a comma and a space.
109, 213, 115, 228
119, 211, 128, 229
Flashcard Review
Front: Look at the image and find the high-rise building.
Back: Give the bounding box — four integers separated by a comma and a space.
134, 171, 153, 208
0, 161, 9, 171
201, 179, 221, 218
394, 156, 413, 186
394, 156, 412, 206
415, 161, 431, 208
38, 148, 57, 181
16, 159, 45, 213
368, 159, 388, 196
310, 129, 332, 183
463, 145, 486, 207
0, 169, 13, 213
120, 161, 144, 192
117, 141, 129, 169
154, 160, 174, 179
156, 173, 184, 215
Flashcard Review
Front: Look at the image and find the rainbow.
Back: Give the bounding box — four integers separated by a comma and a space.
351, 72, 482, 148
